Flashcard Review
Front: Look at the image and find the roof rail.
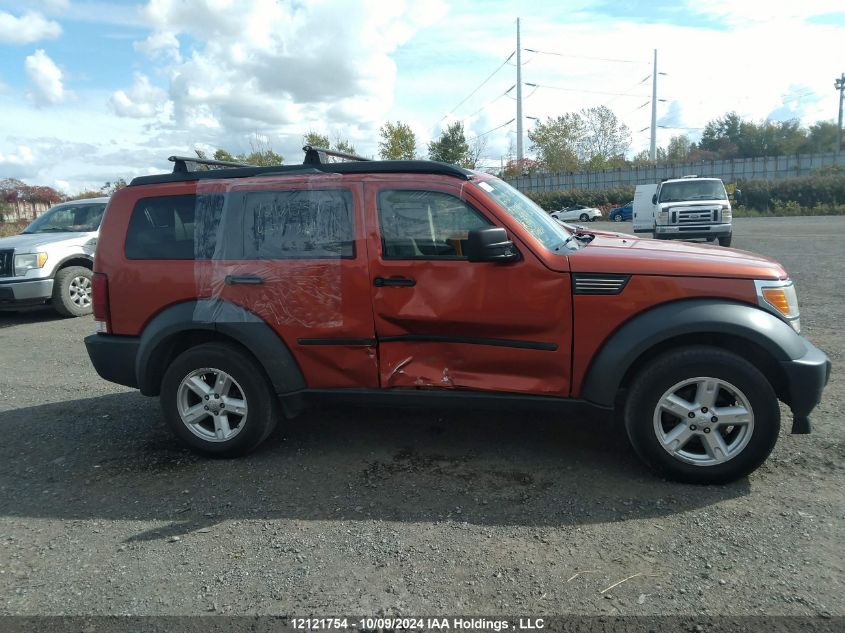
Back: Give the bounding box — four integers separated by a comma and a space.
302, 145, 372, 165
169, 155, 253, 173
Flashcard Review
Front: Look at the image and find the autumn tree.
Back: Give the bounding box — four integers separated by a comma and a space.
378, 121, 418, 160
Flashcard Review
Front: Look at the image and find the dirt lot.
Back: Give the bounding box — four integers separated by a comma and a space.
0, 216, 843, 620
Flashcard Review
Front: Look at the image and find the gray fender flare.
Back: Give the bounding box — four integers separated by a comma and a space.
579, 299, 805, 407
135, 299, 305, 397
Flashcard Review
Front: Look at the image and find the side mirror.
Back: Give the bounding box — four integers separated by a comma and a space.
651, 194, 658, 205
466, 226, 519, 263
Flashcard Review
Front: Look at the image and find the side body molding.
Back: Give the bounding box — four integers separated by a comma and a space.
135, 300, 305, 397
579, 299, 806, 407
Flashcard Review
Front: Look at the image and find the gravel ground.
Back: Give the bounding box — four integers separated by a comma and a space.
0, 216, 842, 619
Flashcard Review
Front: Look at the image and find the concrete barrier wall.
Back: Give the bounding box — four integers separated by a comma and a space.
506, 152, 845, 192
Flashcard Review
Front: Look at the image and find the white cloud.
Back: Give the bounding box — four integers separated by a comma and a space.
0, 10, 61, 44
24, 49, 66, 105
0, 144, 36, 165
116, 0, 448, 151
109, 72, 168, 118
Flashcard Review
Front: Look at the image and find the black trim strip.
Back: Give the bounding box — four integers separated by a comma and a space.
297, 335, 558, 351
297, 337, 377, 346
379, 334, 557, 351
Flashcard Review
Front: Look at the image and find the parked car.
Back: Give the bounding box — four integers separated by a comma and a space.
0, 197, 108, 316
550, 204, 602, 222
84, 150, 829, 484
609, 200, 633, 222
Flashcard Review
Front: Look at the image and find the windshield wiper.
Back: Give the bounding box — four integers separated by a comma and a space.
33, 228, 72, 232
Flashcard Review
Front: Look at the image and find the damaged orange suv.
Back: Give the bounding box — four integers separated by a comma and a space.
85, 148, 830, 483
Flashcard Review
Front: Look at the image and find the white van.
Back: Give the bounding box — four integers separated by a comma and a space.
633, 176, 733, 246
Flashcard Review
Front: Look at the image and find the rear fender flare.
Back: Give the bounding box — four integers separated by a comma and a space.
135, 300, 305, 397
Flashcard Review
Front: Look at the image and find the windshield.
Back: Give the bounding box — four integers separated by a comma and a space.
658, 180, 727, 203
474, 177, 573, 252
22, 202, 106, 234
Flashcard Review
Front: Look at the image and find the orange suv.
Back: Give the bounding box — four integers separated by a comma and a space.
84, 148, 830, 483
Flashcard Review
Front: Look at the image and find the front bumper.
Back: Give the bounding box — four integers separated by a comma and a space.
781, 339, 831, 433
0, 278, 54, 307
85, 333, 141, 389
655, 223, 731, 239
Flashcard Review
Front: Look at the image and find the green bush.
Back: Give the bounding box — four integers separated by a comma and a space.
738, 174, 845, 212
526, 186, 635, 211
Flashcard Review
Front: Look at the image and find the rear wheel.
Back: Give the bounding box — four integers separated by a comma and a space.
624, 346, 780, 484
52, 266, 92, 317
718, 235, 733, 247
160, 343, 278, 457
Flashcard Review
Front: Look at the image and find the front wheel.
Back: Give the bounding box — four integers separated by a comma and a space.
579, 213, 589, 222
624, 346, 780, 484
718, 235, 733, 247
160, 342, 278, 457
613, 214, 623, 222
52, 266, 93, 317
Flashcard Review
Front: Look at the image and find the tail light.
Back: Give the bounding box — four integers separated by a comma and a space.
92, 272, 111, 333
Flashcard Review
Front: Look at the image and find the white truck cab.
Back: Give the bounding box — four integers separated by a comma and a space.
633, 176, 733, 247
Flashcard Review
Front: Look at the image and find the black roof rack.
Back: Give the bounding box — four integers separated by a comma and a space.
302, 145, 372, 165
169, 155, 252, 173
129, 148, 473, 187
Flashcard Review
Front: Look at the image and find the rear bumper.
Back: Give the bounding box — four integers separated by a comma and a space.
655, 223, 731, 239
0, 278, 53, 306
84, 333, 140, 389
781, 339, 831, 433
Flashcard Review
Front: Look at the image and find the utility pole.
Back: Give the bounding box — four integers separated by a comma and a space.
516, 18, 524, 165
836, 73, 844, 153
649, 49, 658, 161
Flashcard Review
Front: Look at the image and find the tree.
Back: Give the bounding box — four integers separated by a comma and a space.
579, 106, 630, 167
378, 121, 417, 160
527, 114, 583, 172
428, 121, 470, 165
698, 111, 743, 158
195, 135, 284, 168
101, 178, 128, 195
801, 121, 840, 153
665, 134, 692, 161
303, 131, 330, 149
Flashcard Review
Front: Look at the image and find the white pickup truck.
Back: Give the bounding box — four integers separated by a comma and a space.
0, 197, 108, 316
633, 176, 733, 246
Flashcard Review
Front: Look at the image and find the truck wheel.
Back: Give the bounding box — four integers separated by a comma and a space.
579, 213, 589, 222
718, 235, 733, 247
52, 266, 93, 317
624, 346, 780, 484
160, 342, 278, 457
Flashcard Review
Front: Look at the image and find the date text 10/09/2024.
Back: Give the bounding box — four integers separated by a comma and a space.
291, 618, 546, 631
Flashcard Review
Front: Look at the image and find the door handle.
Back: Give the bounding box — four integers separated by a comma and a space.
225, 275, 265, 285
373, 276, 415, 287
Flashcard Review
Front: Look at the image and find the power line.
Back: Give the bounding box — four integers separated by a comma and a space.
467, 119, 516, 141
525, 82, 649, 98
523, 47, 644, 64
438, 52, 515, 123
463, 85, 515, 120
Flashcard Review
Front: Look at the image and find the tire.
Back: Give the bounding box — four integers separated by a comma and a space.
579, 213, 589, 222
52, 266, 93, 317
624, 346, 780, 484
613, 214, 623, 222
718, 235, 733, 247
160, 342, 278, 457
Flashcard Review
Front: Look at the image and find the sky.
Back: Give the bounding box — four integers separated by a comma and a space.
0, 0, 843, 194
